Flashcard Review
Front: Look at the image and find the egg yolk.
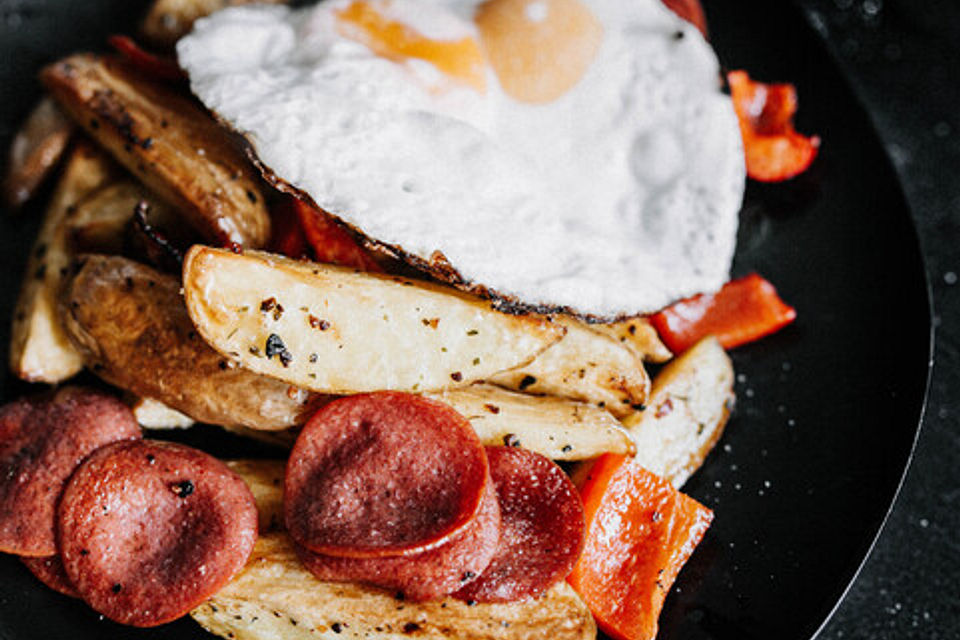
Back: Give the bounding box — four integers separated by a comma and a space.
335, 1, 487, 92
474, 0, 603, 104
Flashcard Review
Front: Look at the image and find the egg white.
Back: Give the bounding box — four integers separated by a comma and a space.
178, 0, 744, 316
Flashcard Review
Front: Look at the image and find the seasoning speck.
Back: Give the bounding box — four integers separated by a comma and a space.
171, 480, 194, 497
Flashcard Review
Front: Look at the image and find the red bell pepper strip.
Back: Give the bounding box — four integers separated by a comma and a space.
728, 70, 820, 182
268, 196, 309, 259
108, 35, 185, 83
650, 273, 796, 353
289, 198, 384, 272
568, 454, 713, 640
660, 0, 708, 38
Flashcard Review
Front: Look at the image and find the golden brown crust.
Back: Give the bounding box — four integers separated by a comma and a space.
41, 53, 270, 248
60, 254, 323, 430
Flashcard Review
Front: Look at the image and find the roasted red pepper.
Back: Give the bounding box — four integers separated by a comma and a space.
268, 196, 309, 259
660, 0, 708, 38
288, 198, 383, 272
728, 70, 820, 182
108, 35, 185, 83
568, 454, 713, 640
650, 273, 796, 353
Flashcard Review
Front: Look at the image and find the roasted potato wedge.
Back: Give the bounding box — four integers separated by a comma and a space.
9, 141, 118, 383
490, 317, 649, 418
42, 53, 270, 247
61, 254, 324, 430
424, 383, 633, 460
141, 0, 289, 48
192, 533, 596, 640
2, 97, 74, 209
130, 396, 195, 429
65, 179, 177, 254
183, 246, 564, 394
593, 316, 672, 364
623, 336, 734, 488
226, 459, 285, 533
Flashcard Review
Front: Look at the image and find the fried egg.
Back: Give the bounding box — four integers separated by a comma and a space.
177, 0, 744, 317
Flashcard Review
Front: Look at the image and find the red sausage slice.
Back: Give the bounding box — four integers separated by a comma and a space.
454, 446, 585, 603
285, 392, 489, 558
58, 440, 258, 627
0, 387, 141, 556
21, 555, 80, 598
296, 476, 501, 601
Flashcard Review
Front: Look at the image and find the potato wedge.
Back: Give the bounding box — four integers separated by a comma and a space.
226, 459, 285, 533
490, 317, 649, 418
192, 533, 597, 640
592, 316, 672, 364
2, 97, 75, 209
141, 0, 289, 48
623, 336, 735, 488
130, 396, 196, 429
9, 141, 118, 383
183, 246, 564, 394
61, 254, 324, 430
424, 383, 633, 461
41, 53, 270, 247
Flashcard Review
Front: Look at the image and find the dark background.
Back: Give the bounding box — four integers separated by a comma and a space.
791, 1, 960, 638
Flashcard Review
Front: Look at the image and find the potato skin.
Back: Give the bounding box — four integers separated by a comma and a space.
60, 255, 323, 430
41, 54, 270, 248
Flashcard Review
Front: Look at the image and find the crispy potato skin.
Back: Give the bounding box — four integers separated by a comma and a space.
141, 0, 289, 48
623, 336, 734, 488
593, 317, 673, 364
192, 534, 597, 640
60, 254, 322, 430
9, 142, 118, 383
41, 54, 270, 248
182, 246, 564, 394
2, 97, 74, 209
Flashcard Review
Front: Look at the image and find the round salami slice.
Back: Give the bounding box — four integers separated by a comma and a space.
0, 387, 142, 557
454, 446, 585, 603
21, 555, 80, 598
57, 440, 258, 627
285, 392, 489, 558
296, 477, 501, 601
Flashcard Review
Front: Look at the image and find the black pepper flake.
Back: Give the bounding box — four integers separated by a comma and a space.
561, 444, 573, 453
124, 276, 134, 290
403, 622, 421, 633
111, 583, 122, 594
290, 618, 298, 626
265, 334, 293, 367
331, 622, 343, 633
461, 571, 476, 582
518, 375, 537, 390
484, 403, 500, 414
503, 433, 520, 448
421, 317, 439, 329
89, 118, 100, 130
123, 143, 133, 153
309, 315, 331, 330
219, 360, 229, 370
146, 454, 155, 464
34, 264, 46, 280
160, 118, 169, 128
450, 371, 463, 382
627, 324, 637, 335
171, 480, 194, 497
246, 190, 258, 204
631, 403, 647, 412
466, 329, 478, 336
141, 137, 153, 150
465, 600, 477, 607
674, 30, 685, 40
309, 353, 318, 364
80, 549, 90, 556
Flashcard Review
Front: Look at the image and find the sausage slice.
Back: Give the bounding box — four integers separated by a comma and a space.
296, 476, 501, 601
58, 440, 258, 627
285, 392, 489, 558
454, 446, 585, 603
21, 555, 80, 598
0, 387, 141, 556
